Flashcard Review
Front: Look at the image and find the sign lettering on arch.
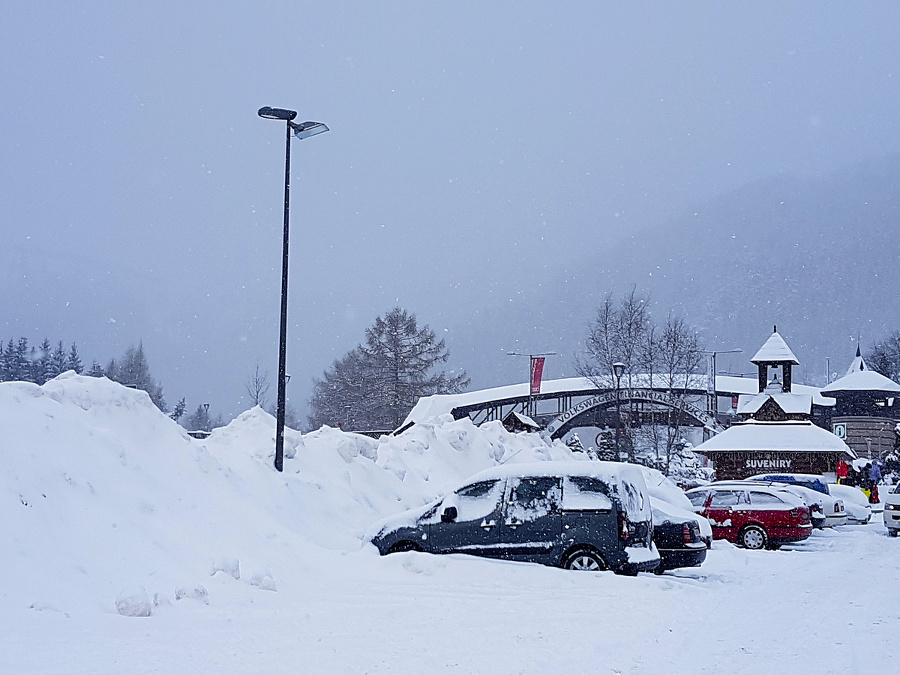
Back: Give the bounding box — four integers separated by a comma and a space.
545, 388, 720, 437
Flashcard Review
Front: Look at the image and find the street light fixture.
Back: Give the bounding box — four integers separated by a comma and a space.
613, 361, 626, 459
258, 105, 329, 472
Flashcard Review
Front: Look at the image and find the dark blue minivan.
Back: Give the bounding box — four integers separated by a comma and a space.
368, 461, 659, 574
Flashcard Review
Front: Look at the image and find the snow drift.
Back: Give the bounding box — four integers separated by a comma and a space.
1, 373, 582, 615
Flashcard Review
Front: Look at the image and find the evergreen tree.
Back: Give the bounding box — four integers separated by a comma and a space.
566, 433, 586, 453
170, 397, 187, 422
0, 339, 14, 381
86, 361, 105, 377
105, 343, 167, 412
309, 308, 469, 431
868, 331, 900, 382
15, 337, 29, 382
67, 343, 84, 374
46, 341, 67, 380
185, 404, 211, 432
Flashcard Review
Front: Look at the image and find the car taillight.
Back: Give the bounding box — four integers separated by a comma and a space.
682, 523, 692, 545
618, 511, 630, 541
834, 504, 841, 513
790, 508, 798, 517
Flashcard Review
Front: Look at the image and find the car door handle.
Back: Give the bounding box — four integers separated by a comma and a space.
480, 520, 496, 530
505, 519, 523, 528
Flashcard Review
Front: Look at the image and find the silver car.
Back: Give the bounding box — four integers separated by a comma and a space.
884, 483, 900, 537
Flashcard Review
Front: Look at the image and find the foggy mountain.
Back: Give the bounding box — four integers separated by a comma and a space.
453, 152, 900, 391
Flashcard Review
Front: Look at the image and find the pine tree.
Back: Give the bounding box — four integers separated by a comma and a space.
87, 361, 105, 377
0, 339, 14, 381
170, 397, 187, 422
15, 337, 29, 382
45, 341, 67, 380
67, 343, 84, 374
105, 343, 167, 412
308, 308, 469, 431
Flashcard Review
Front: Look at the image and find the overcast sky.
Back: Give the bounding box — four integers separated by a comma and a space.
3, 2, 899, 422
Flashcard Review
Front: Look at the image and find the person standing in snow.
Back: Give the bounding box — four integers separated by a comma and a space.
869, 461, 882, 503
836, 459, 849, 484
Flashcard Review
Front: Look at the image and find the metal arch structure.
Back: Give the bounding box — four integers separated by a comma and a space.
447, 380, 725, 440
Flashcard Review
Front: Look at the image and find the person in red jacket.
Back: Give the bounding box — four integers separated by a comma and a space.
836, 459, 849, 484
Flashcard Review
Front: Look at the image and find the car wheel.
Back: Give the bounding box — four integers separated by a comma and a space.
738, 525, 768, 550
563, 548, 607, 572
889, 529, 899, 538
387, 541, 422, 554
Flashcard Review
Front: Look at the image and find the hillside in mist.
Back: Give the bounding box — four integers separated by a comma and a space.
453, 153, 900, 389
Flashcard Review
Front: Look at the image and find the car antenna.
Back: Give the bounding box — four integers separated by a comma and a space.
497, 448, 526, 466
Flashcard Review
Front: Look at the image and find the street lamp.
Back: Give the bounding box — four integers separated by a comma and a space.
258, 106, 329, 472
613, 361, 626, 459
702, 348, 742, 419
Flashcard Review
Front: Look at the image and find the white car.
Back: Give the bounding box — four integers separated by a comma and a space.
884, 483, 900, 537
747, 473, 847, 527
828, 483, 872, 524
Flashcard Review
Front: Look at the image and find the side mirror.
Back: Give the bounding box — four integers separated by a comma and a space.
441, 506, 458, 523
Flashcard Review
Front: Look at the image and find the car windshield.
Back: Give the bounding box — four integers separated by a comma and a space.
894, 483, 900, 495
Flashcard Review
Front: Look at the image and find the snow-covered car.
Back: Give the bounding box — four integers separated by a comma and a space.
884, 483, 900, 537
640, 467, 711, 572
686, 483, 813, 549
828, 483, 872, 524
747, 474, 847, 527
368, 461, 659, 574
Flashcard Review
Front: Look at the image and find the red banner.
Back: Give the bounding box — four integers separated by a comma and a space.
530, 357, 545, 395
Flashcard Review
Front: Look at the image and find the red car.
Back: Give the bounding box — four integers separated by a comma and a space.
685, 483, 812, 550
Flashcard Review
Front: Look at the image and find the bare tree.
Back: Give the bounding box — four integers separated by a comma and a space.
579, 293, 703, 468
244, 361, 272, 409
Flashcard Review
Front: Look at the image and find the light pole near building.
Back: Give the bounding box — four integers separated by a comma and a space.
257, 106, 329, 472
702, 348, 742, 421
613, 361, 626, 459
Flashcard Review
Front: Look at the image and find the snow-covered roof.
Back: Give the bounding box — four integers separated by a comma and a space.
737, 392, 812, 416
715, 375, 834, 407
695, 421, 853, 455
405, 371, 837, 426
504, 410, 540, 429
751, 331, 800, 365
845, 346, 867, 376
821, 369, 900, 395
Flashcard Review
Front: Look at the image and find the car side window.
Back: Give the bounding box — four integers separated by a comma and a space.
507, 477, 562, 522
686, 491, 709, 507
709, 490, 744, 507
749, 491, 785, 505
562, 476, 613, 511
451, 480, 505, 522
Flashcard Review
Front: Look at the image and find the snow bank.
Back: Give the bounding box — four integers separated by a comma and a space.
0, 374, 592, 615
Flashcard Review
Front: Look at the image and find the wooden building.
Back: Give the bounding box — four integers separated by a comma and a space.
821, 346, 900, 459
695, 328, 854, 480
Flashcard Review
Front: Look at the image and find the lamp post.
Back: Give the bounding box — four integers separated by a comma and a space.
613, 361, 626, 459
702, 348, 742, 420
258, 106, 329, 472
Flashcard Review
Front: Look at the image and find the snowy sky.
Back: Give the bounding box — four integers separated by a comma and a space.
3, 2, 899, 421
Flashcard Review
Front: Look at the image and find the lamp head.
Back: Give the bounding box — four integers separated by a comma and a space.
258, 106, 298, 121
290, 121, 329, 140
613, 362, 626, 378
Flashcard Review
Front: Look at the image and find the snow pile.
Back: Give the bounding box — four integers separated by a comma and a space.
0, 373, 581, 616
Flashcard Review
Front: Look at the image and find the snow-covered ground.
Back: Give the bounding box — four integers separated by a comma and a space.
2, 374, 896, 673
